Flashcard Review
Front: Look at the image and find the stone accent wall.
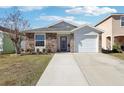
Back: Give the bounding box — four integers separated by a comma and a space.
46, 33, 57, 52
25, 33, 35, 51
70, 33, 74, 52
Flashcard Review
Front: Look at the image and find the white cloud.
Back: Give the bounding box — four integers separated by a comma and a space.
38, 15, 90, 25
66, 7, 83, 14
65, 6, 117, 16
38, 15, 75, 21
18, 6, 44, 12
57, 6, 77, 8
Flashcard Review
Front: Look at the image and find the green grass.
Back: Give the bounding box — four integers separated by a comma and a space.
110, 53, 124, 60
0, 54, 53, 86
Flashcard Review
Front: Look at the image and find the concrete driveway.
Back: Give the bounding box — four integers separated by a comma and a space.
74, 53, 124, 86
37, 53, 124, 86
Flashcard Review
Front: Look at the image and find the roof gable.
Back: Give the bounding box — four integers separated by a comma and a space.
72, 25, 104, 33
47, 20, 78, 29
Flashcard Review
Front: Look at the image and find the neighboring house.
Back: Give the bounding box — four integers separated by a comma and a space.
24, 20, 103, 53
0, 30, 3, 53
0, 26, 15, 54
95, 13, 124, 50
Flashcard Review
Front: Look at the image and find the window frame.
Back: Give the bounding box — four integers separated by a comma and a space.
120, 16, 124, 27
35, 34, 46, 47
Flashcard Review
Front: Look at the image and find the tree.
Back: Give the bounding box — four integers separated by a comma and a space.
0, 7, 30, 54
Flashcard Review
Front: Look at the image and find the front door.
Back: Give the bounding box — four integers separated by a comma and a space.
60, 36, 67, 52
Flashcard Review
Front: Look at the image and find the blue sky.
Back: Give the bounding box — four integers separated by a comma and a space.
0, 6, 123, 29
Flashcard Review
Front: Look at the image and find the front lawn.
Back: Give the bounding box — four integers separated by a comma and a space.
110, 53, 124, 60
0, 54, 53, 86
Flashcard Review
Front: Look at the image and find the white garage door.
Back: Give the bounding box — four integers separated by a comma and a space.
77, 35, 98, 52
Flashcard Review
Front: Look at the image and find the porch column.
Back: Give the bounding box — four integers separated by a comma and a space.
70, 33, 74, 53
111, 36, 114, 50
98, 33, 102, 52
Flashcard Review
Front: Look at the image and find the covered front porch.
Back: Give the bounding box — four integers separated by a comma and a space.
105, 36, 124, 50
45, 32, 74, 53
114, 36, 124, 50
25, 32, 74, 53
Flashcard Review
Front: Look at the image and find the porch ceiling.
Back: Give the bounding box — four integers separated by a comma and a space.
114, 35, 124, 37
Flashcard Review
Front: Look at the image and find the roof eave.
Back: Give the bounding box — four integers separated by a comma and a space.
71, 25, 104, 33
95, 14, 124, 27
95, 15, 112, 27
24, 30, 73, 33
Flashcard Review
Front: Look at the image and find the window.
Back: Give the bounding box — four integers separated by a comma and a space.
121, 16, 124, 26
35, 35, 45, 46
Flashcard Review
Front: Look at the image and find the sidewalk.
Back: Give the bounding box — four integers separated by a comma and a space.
36, 53, 88, 86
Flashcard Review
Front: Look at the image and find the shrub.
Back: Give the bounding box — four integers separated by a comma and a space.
102, 48, 112, 54
36, 48, 40, 54
21, 48, 24, 52
42, 48, 47, 54
112, 43, 122, 53
26, 48, 35, 54
3, 33, 15, 54
47, 48, 52, 53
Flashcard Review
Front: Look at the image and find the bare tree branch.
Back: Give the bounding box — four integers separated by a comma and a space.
0, 7, 30, 54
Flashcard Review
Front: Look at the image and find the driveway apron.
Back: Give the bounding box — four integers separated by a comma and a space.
74, 53, 124, 86
36, 53, 89, 86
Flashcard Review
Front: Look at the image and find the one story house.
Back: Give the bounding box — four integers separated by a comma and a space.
24, 20, 103, 53
0, 26, 15, 54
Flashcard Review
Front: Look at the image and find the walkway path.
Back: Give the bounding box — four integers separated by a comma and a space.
36, 53, 88, 86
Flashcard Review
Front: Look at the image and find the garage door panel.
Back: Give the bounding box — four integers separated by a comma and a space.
80, 39, 96, 48
76, 35, 98, 52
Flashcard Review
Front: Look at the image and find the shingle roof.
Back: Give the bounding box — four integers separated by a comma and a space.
0, 26, 24, 35
25, 20, 78, 32
26, 27, 76, 32
0, 26, 10, 32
